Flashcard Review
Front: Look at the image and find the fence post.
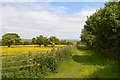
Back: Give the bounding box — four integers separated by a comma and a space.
29, 52, 32, 76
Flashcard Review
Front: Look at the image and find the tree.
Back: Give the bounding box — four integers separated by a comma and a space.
36, 35, 44, 46
32, 38, 37, 45
49, 36, 59, 45
2, 33, 21, 47
66, 41, 74, 45
80, 2, 120, 58
59, 40, 67, 45
43, 37, 50, 47
32, 35, 50, 46
21, 40, 32, 45
59, 40, 74, 45
80, 29, 95, 46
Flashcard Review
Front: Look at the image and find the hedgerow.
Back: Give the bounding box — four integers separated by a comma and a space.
2, 46, 75, 78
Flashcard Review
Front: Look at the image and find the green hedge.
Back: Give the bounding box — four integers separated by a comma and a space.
2, 46, 75, 78
32, 46, 73, 76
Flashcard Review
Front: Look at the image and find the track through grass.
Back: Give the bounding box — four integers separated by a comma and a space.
46, 47, 118, 78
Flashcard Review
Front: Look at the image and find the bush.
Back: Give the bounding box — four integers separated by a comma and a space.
32, 46, 74, 76
33, 54, 58, 74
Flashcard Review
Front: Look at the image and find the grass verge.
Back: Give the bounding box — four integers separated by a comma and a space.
46, 46, 119, 78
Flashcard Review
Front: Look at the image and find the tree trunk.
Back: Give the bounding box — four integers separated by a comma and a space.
44, 44, 47, 47
8, 44, 11, 47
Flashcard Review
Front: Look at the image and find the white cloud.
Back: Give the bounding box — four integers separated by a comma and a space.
1, 3, 97, 39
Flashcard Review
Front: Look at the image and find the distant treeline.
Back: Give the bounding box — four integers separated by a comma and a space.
0, 33, 75, 47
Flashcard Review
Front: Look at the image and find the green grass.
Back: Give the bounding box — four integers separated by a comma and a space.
46, 47, 119, 78
2, 45, 119, 78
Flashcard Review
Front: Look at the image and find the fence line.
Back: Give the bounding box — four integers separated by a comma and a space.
2, 47, 63, 65
2, 47, 63, 57
2, 60, 30, 63
2, 46, 69, 75
2, 64, 35, 70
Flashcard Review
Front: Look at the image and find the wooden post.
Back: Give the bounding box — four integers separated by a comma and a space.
29, 52, 32, 75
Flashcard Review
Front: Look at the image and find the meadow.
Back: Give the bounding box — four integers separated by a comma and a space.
1, 45, 119, 78
1, 45, 66, 55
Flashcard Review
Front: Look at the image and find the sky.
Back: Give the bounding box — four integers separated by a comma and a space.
0, 1, 105, 40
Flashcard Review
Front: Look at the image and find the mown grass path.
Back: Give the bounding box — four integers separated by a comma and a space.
46, 47, 118, 78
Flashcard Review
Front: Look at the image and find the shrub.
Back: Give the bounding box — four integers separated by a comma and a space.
32, 46, 73, 76
33, 54, 58, 74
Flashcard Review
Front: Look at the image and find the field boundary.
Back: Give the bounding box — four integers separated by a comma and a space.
2, 46, 67, 75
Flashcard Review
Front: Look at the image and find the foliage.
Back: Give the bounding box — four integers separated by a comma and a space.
59, 40, 74, 45
80, 2, 120, 58
31, 38, 36, 45
32, 35, 60, 47
2, 33, 21, 47
49, 36, 59, 45
33, 54, 58, 74
43, 37, 50, 47
2, 46, 74, 78
32, 46, 73, 76
36, 35, 44, 46
80, 29, 95, 46
0, 40, 2, 46
20, 40, 32, 45
47, 46, 118, 78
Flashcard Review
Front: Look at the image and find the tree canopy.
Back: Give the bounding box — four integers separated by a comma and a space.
80, 2, 120, 58
49, 36, 59, 45
2, 33, 21, 47
36, 35, 44, 46
32, 35, 60, 47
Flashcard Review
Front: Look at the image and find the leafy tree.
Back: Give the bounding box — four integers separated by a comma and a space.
59, 40, 67, 45
2, 33, 21, 47
21, 40, 32, 45
80, 29, 95, 46
36, 35, 44, 46
59, 40, 74, 45
66, 41, 74, 45
80, 2, 120, 58
32, 38, 37, 45
43, 37, 50, 47
49, 36, 59, 45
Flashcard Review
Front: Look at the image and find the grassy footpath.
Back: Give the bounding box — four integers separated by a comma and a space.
46, 47, 119, 78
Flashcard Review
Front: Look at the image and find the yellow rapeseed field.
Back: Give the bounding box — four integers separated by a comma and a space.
1, 45, 66, 55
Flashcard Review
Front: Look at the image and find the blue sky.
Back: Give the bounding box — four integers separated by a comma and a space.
1, 2, 105, 40
50, 2, 105, 14
2, 2, 105, 14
